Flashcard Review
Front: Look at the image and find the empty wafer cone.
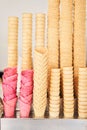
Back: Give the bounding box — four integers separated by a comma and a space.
78, 68, 87, 118
33, 48, 48, 118
62, 67, 74, 118
8, 17, 18, 67
64, 112, 74, 119
49, 69, 60, 118
78, 112, 87, 119
74, 0, 86, 97
49, 111, 60, 118
48, 0, 59, 90
35, 14, 45, 49
60, 0, 73, 96
22, 13, 32, 70
60, 0, 73, 68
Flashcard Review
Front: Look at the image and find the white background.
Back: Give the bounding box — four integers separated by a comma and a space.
0, 0, 87, 71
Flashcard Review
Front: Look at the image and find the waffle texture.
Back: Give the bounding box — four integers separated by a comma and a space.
8, 17, 18, 67
49, 69, 60, 118
35, 14, 45, 49
48, 0, 59, 69
33, 48, 48, 118
22, 13, 32, 70
62, 67, 74, 118
74, 0, 86, 97
60, 0, 73, 68
78, 68, 87, 119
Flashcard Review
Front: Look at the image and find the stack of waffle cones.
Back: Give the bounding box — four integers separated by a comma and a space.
22, 13, 32, 70
74, 0, 86, 97
33, 48, 48, 118
78, 68, 87, 119
35, 14, 45, 49
8, 17, 18, 67
49, 69, 60, 118
60, 0, 73, 97
72, 0, 75, 66
62, 67, 74, 118
48, 0, 59, 72
19, 13, 33, 118
60, 0, 72, 68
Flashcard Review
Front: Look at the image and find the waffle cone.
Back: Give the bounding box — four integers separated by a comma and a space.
35, 14, 45, 49
8, 17, 18, 67
33, 48, 48, 118
74, 0, 86, 97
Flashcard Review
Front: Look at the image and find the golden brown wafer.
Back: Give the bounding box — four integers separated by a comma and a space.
22, 13, 32, 70
49, 69, 60, 118
35, 14, 45, 49
48, 0, 59, 90
33, 48, 48, 118
8, 16, 18, 67
74, 0, 86, 97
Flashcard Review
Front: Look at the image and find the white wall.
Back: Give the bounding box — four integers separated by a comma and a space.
0, 0, 48, 71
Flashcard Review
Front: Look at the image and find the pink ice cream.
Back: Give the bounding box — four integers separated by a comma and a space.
3, 97, 17, 118
19, 70, 33, 118
2, 67, 18, 118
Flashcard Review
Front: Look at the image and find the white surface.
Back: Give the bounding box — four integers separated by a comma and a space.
0, 0, 48, 71
1, 119, 87, 130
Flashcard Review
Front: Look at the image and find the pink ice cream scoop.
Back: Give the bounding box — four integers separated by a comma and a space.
21, 70, 33, 83
19, 100, 31, 118
3, 67, 17, 78
19, 70, 33, 118
2, 67, 18, 118
2, 84, 16, 97
20, 85, 33, 96
3, 97, 17, 118
4, 94, 16, 101
19, 94, 32, 104
21, 81, 33, 87
22, 70, 33, 78
3, 74, 17, 83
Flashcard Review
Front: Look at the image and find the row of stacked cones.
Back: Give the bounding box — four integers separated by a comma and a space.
1, 0, 86, 119
2, 66, 87, 118
2, 17, 18, 118
2, 68, 33, 118
19, 13, 33, 118
49, 67, 87, 119
2, 15, 33, 118
33, 13, 48, 118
